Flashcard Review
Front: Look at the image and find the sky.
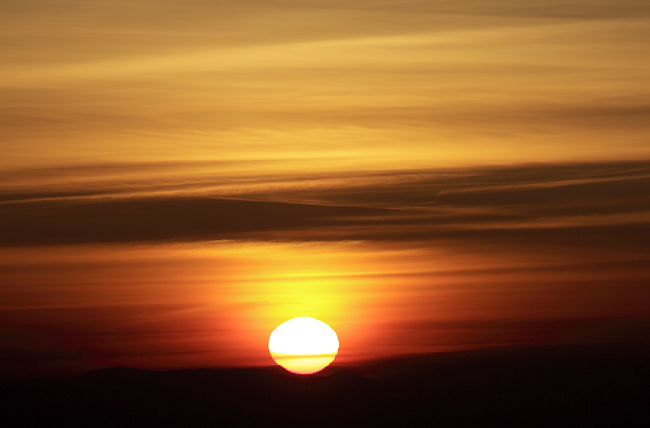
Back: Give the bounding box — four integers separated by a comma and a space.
1, 0, 650, 377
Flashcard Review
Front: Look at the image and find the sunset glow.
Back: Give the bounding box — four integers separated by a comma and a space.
1, 0, 649, 379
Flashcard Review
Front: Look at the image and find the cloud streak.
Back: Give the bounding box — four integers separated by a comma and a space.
3, 1, 650, 169
2, 160, 648, 252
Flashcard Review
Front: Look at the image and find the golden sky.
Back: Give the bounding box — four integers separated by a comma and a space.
1, 0, 650, 376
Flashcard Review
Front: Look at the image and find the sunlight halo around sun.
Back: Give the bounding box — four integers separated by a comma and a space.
268, 317, 339, 375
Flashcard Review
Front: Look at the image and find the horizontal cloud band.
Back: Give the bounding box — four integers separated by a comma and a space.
1, 160, 648, 248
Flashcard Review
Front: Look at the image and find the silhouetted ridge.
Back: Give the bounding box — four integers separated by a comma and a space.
1, 344, 648, 427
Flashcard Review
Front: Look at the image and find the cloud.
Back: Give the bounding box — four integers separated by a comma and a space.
0, 196, 398, 246
1, 160, 649, 253
3, 0, 649, 170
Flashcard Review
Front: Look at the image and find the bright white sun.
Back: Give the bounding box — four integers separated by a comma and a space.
268, 317, 339, 375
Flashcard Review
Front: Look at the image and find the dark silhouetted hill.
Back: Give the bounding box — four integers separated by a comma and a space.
1, 343, 648, 427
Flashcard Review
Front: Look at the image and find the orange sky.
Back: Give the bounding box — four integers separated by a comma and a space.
1, 0, 650, 376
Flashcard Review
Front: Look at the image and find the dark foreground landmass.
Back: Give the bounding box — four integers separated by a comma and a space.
1, 343, 649, 427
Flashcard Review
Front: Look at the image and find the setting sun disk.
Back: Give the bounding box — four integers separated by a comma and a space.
268, 317, 339, 374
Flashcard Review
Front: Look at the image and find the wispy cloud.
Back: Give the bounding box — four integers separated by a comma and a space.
3, 1, 649, 169
2, 160, 648, 250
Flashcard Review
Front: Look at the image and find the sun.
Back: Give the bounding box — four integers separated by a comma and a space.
268, 317, 339, 375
